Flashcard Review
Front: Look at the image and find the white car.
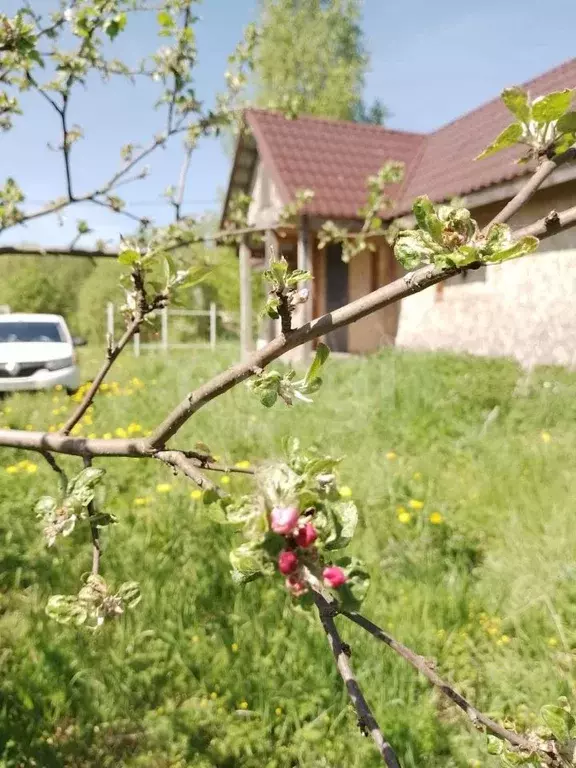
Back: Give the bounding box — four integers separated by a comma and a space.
0, 313, 82, 393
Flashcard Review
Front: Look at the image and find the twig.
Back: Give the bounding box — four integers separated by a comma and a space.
60, 94, 74, 200
488, 145, 576, 227
340, 609, 535, 754
40, 451, 68, 491
172, 145, 193, 221
313, 592, 402, 767
60, 315, 143, 436
83, 457, 101, 576
156, 451, 223, 494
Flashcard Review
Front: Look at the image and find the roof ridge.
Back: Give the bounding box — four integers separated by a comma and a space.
429, 56, 576, 136
244, 106, 426, 139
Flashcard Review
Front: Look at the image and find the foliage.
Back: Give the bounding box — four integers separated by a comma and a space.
394, 196, 539, 271
0, 255, 94, 324
477, 87, 575, 161
253, 0, 368, 120
3, 347, 576, 765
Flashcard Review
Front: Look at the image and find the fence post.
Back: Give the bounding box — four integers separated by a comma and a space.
161, 306, 169, 354
133, 332, 140, 357
209, 302, 217, 350
106, 302, 115, 343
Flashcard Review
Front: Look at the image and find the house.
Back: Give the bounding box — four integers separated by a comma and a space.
221, 58, 576, 367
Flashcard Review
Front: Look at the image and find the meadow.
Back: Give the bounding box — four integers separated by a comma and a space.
1, 344, 576, 767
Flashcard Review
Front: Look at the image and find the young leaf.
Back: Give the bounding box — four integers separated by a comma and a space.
118, 249, 140, 266
116, 581, 142, 609
394, 230, 436, 269
229, 542, 267, 584
304, 342, 329, 387
334, 555, 370, 610
324, 500, 358, 550
35, 496, 57, 519
476, 122, 524, 160
557, 111, 576, 134
501, 87, 531, 123
66, 467, 105, 506
532, 89, 573, 124
541, 704, 574, 742
260, 389, 278, 408
46, 595, 87, 626
485, 235, 539, 263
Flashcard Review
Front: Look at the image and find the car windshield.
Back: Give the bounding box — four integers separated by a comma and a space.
0, 321, 64, 343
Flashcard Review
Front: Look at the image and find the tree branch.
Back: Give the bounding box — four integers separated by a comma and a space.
313, 592, 402, 767
60, 315, 143, 436
41, 450, 68, 491
83, 456, 101, 576
339, 609, 536, 755
60, 94, 74, 200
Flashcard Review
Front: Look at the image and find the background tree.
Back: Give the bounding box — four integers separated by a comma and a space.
253, 0, 369, 120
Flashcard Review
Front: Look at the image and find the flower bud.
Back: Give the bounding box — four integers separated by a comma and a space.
278, 550, 298, 575
323, 566, 347, 589
270, 505, 300, 535
285, 574, 308, 597
295, 522, 317, 548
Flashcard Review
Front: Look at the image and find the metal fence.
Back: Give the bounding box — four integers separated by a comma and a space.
105, 302, 237, 356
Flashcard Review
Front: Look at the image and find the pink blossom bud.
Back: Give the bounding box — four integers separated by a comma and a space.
270, 505, 300, 535
323, 566, 347, 589
295, 522, 318, 548
285, 574, 308, 597
278, 550, 298, 575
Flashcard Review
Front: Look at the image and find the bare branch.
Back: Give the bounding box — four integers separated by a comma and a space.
488, 145, 576, 227
83, 456, 101, 576
172, 145, 193, 222
60, 94, 74, 200
60, 315, 143, 436
340, 609, 537, 755
313, 592, 402, 767
40, 450, 68, 491
156, 451, 223, 494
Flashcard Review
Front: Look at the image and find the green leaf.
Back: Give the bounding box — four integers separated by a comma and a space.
412, 196, 443, 242
335, 556, 370, 609
260, 389, 278, 408
532, 89, 573, 124
264, 296, 280, 319
118, 249, 140, 266
541, 704, 574, 742
304, 342, 329, 387
270, 258, 289, 285
485, 235, 539, 263
501, 87, 531, 122
557, 111, 576, 134
104, 13, 127, 40
476, 122, 524, 160
486, 735, 503, 755
229, 543, 268, 585
35, 496, 57, 519
202, 488, 220, 506
326, 500, 358, 550
66, 467, 105, 507
46, 595, 87, 626
116, 581, 141, 609
286, 269, 313, 286
157, 10, 173, 27
394, 230, 437, 269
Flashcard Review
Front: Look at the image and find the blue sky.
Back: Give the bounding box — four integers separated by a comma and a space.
3, 0, 576, 248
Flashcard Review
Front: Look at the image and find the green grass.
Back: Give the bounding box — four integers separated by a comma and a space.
1, 344, 576, 767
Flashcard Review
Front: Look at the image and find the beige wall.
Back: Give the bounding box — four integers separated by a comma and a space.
396, 180, 576, 368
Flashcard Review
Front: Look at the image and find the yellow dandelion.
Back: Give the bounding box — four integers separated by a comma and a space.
124, 388, 134, 396
192, 635, 199, 643
127, 423, 142, 435
235, 460, 251, 469
88, 433, 97, 439
275, 707, 283, 716
541, 431, 552, 443
143, 429, 152, 437
103, 432, 112, 440
231, 642, 239, 653
156, 483, 172, 493
71, 424, 82, 436
239, 701, 248, 710
51, 408, 60, 415
338, 486, 352, 498
134, 497, 151, 506
386, 451, 397, 460
25, 463, 38, 474
397, 510, 412, 524
55, 385, 63, 392
212, 454, 221, 462
210, 692, 218, 700
48, 425, 57, 433
115, 427, 127, 438
429, 512, 444, 525
499, 634, 511, 645
6, 465, 18, 474
413, 471, 422, 480
221, 476, 230, 485
547, 637, 558, 648
83, 415, 93, 426
25, 424, 34, 431
131, 377, 144, 388
408, 499, 424, 510
190, 489, 202, 500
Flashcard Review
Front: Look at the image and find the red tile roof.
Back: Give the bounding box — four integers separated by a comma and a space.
236, 58, 576, 221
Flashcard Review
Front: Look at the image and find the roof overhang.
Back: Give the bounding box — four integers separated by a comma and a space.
219, 122, 259, 229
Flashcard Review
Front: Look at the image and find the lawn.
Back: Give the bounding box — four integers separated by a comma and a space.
1, 344, 575, 767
